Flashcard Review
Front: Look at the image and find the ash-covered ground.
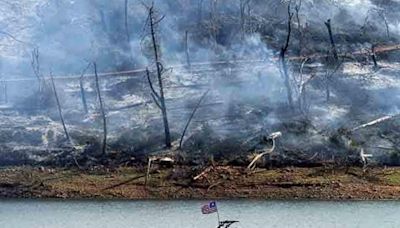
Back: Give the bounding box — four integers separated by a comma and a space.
0, 0, 400, 168
1, 56, 400, 168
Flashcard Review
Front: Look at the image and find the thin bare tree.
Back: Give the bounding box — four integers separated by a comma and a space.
94, 62, 107, 156
50, 72, 70, 143
179, 90, 210, 149
324, 19, 338, 61
279, 3, 294, 109
145, 4, 172, 148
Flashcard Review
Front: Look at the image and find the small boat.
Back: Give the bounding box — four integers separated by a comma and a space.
217, 220, 239, 228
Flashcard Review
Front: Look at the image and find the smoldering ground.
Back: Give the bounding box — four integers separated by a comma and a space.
0, 0, 399, 167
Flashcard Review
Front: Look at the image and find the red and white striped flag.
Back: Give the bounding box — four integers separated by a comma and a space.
201, 201, 218, 214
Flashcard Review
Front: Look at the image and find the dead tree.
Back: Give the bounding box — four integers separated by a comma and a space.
94, 62, 107, 156
146, 4, 172, 148
279, 3, 294, 109
179, 90, 209, 149
324, 19, 338, 61
79, 63, 91, 114
50, 72, 70, 143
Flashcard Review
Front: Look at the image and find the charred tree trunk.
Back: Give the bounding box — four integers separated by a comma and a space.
324, 19, 338, 61
280, 4, 294, 109
50, 72, 70, 143
148, 5, 172, 148
94, 63, 107, 156
371, 44, 379, 69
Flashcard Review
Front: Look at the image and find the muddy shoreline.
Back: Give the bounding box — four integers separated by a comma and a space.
1, 166, 400, 200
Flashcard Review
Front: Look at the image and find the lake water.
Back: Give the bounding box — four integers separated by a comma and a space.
0, 200, 399, 228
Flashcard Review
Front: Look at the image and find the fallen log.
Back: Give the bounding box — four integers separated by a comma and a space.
351, 114, 400, 132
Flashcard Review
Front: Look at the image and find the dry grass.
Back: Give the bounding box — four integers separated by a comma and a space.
1, 166, 400, 199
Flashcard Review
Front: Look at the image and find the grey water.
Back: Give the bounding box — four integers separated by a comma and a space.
0, 200, 399, 228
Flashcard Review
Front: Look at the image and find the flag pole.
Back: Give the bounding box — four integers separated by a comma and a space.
216, 203, 221, 226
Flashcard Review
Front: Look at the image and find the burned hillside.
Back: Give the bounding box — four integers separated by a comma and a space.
0, 0, 399, 169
